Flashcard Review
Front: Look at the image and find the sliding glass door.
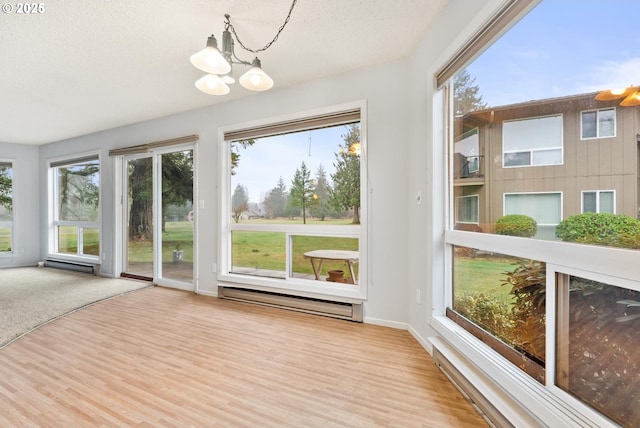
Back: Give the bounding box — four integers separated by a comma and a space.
124, 155, 154, 278
157, 150, 194, 284
122, 147, 194, 288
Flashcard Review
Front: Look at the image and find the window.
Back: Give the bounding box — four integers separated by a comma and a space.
49, 154, 100, 259
220, 105, 365, 298
455, 195, 479, 223
503, 115, 563, 167
582, 190, 614, 213
436, 1, 640, 425
454, 127, 481, 177
581, 108, 615, 139
556, 273, 640, 426
504, 192, 562, 240
0, 161, 12, 253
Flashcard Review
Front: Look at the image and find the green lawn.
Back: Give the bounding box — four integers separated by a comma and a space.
127, 221, 194, 263
0, 226, 11, 252
58, 219, 358, 278
232, 231, 358, 276
453, 254, 519, 303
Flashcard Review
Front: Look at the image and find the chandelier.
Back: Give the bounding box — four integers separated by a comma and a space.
595, 85, 640, 106
190, 0, 297, 95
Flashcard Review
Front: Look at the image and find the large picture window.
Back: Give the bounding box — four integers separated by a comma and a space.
437, 1, 640, 426
220, 106, 365, 298
49, 154, 100, 259
0, 161, 13, 253
504, 192, 561, 240
502, 115, 563, 167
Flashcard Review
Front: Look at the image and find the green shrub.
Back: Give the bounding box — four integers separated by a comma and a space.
501, 259, 546, 362
454, 291, 514, 339
555, 213, 640, 246
495, 214, 537, 237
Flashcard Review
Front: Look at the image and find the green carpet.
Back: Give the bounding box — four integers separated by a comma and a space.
0, 267, 151, 349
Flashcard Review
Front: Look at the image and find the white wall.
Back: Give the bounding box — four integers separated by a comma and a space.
404, 0, 501, 346
37, 59, 412, 324
0, 142, 40, 268
29, 0, 505, 328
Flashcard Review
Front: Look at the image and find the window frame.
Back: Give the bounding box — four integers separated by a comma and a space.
218, 101, 368, 302
47, 151, 101, 263
434, 79, 630, 426
0, 159, 13, 255
503, 191, 563, 238
502, 114, 564, 168
580, 107, 616, 140
581, 190, 615, 214
455, 194, 479, 224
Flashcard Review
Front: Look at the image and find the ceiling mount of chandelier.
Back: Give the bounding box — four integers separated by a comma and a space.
190, 0, 297, 95
595, 85, 640, 107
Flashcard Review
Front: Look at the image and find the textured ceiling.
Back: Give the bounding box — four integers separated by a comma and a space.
0, 0, 447, 145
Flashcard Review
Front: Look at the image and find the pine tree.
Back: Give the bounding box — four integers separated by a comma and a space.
330, 124, 361, 224
264, 177, 288, 219
453, 69, 488, 116
289, 162, 316, 224
309, 164, 332, 220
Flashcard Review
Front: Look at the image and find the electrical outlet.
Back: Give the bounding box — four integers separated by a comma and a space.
212, 263, 217, 273
416, 288, 421, 304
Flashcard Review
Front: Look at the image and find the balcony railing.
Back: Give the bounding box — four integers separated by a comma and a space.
454, 155, 484, 182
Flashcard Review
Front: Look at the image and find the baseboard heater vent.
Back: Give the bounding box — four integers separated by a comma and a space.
218, 286, 363, 322
432, 341, 522, 428
45, 259, 100, 275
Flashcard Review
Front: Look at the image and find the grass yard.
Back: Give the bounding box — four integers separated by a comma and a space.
0, 226, 11, 252
453, 254, 520, 304
58, 218, 360, 280
127, 221, 194, 263
58, 226, 100, 256
232, 231, 359, 277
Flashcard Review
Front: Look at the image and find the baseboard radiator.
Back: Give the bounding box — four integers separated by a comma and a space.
432, 342, 522, 428
218, 286, 363, 322
45, 259, 100, 275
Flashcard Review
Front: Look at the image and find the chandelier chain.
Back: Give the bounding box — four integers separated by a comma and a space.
226, 0, 297, 54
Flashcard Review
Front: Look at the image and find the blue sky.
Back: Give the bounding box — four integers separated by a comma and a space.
233, 1, 640, 204
231, 125, 350, 203
467, 0, 640, 107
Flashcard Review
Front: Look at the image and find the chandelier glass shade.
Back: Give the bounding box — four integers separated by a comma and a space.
191, 1, 297, 95
190, 35, 231, 76
195, 73, 230, 96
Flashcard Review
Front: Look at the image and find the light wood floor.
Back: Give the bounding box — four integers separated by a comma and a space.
0, 286, 488, 427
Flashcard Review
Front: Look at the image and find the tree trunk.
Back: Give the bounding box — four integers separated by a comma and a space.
352, 206, 360, 225
128, 159, 153, 240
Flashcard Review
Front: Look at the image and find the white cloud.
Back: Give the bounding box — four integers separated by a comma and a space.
580, 57, 640, 92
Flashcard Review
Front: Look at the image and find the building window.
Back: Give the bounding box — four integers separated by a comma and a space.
0, 161, 13, 253
581, 108, 615, 139
455, 195, 479, 223
503, 115, 563, 167
220, 105, 366, 298
504, 192, 562, 240
582, 190, 615, 213
49, 154, 100, 259
454, 127, 481, 178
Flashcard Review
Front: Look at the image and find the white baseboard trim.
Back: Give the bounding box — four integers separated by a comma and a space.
197, 289, 218, 297
363, 316, 407, 329
408, 324, 433, 355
